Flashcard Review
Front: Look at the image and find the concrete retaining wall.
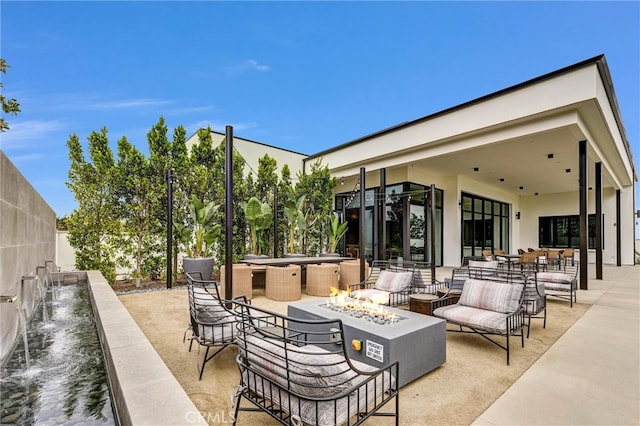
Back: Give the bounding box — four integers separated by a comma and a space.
87, 270, 206, 425
0, 151, 56, 364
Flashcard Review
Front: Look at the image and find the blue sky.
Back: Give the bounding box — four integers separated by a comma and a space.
1, 1, 639, 229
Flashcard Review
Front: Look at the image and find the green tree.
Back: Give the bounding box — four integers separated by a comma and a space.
0, 59, 20, 132
169, 124, 190, 281
145, 117, 172, 278
276, 164, 295, 257
65, 129, 119, 283
114, 136, 156, 280
328, 213, 348, 253
257, 154, 278, 201
210, 138, 249, 265
255, 154, 278, 256
295, 159, 336, 254
57, 216, 70, 231
190, 127, 219, 203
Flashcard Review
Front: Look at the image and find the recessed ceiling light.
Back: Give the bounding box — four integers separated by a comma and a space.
535, 192, 539, 196
473, 167, 479, 172
519, 186, 524, 190
565, 168, 571, 173
499, 178, 504, 182
547, 154, 554, 159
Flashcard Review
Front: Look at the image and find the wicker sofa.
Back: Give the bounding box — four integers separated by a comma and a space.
232, 300, 399, 425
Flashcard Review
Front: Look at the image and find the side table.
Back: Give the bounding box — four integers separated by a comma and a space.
409, 293, 440, 316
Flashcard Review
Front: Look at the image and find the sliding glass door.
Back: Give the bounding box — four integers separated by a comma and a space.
461, 192, 510, 260
336, 182, 443, 266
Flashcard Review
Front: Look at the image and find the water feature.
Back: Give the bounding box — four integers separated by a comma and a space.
0, 280, 116, 425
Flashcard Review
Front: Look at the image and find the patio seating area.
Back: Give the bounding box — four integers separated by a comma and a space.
119, 263, 639, 425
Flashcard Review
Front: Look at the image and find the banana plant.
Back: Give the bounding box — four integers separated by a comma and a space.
328, 214, 348, 253
284, 195, 305, 254
173, 195, 220, 258
298, 205, 317, 255
242, 197, 273, 255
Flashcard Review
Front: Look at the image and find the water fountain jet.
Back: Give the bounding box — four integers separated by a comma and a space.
1, 291, 30, 370
44, 260, 61, 287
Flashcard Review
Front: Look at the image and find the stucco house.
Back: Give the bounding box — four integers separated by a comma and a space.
192, 54, 636, 277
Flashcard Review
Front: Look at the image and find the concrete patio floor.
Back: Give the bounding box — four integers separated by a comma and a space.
117, 264, 639, 425
474, 264, 639, 425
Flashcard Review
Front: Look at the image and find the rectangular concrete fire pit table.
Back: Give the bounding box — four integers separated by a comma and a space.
287, 298, 446, 387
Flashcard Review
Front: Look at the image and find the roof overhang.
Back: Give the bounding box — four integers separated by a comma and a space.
306, 55, 636, 196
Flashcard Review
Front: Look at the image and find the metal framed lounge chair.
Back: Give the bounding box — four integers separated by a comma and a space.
536, 261, 579, 307
348, 260, 416, 307
232, 300, 399, 425
184, 272, 245, 380
432, 268, 527, 365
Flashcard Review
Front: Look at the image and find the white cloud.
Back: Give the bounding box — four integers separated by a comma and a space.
28, 92, 173, 113
86, 98, 173, 110
0, 119, 68, 149
245, 59, 271, 72
217, 59, 272, 77
3, 152, 47, 165
165, 104, 217, 116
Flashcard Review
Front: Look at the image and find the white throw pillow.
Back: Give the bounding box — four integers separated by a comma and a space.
374, 270, 413, 293
389, 271, 413, 292
373, 270, 395, 291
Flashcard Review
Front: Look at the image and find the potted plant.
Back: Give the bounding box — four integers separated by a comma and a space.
242, 196, 273, 258
174, 195, 221, 279
324, 213, 348, 256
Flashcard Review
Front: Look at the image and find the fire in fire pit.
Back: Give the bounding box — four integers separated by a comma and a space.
324, 288, 403, 325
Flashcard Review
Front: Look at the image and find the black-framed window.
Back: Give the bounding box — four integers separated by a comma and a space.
461, 192, 510, 259
335, 182, 443, 265
539, 215, 603, 249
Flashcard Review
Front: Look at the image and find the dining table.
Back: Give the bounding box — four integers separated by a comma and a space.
239, 256, 355, 286
502, 254, 522, 270
238, 256, 353, 267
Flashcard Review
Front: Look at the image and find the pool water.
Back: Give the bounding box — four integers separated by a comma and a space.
0, 283, 116, 425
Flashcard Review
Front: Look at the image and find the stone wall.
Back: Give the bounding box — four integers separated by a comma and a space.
0, 151, 56, 364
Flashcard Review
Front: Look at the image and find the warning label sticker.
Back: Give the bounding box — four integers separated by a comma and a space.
365, 340, 383, 363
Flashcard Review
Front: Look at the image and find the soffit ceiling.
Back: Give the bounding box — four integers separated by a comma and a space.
407, 126, 601, 196
325, 59, 635, 197
337, 102, 629, 197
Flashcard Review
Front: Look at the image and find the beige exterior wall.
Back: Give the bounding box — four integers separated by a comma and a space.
186, 130, 306, 180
